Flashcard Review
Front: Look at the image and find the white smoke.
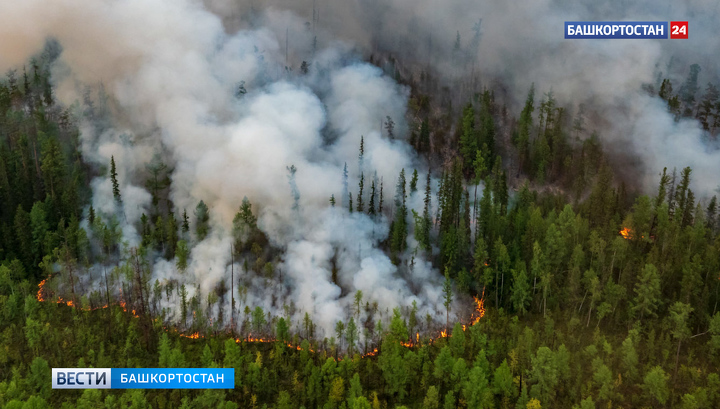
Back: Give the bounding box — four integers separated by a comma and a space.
201, 0, 720, 197
0, 0, 460, 340
5, 0, 717, 342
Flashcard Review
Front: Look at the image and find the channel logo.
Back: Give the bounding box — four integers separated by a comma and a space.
565, 21, 688, 39
52, 368, 234, 389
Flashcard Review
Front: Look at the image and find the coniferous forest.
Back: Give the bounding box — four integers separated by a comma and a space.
2, 5, 720, 409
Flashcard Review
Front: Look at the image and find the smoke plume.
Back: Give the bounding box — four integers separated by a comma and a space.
0, 0, 459, 341
2, 0, 719, 341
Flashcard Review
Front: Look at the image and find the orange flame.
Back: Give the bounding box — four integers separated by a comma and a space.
34, 275, 485, 357
36, 278, 48, 302
364, 348, 379, 357
620, 227, 632, 240
470, 291, 486, 325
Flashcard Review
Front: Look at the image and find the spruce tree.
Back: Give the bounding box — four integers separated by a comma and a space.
357, 173, 364, 212
459, 104, 477, 172
391, 169, 407, 257
195, 200, 210, 240
379, 178, 384, 214
110, 156, 121, 203
368, 179, 376, 216
443, 268, 453, 332
182, 209, 190, 233
517, 84, 534, 171
410, 169, 419, 193
385, 116, 395, 139
419, 171, 432, 252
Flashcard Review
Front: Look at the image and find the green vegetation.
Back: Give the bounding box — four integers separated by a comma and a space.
1, 52, 720, 408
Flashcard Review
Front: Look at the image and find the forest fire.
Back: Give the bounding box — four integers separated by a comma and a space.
364, 348, 379, 357
33, 275, 486, 356
620, 227, 633, 239
118, 300, 138, 317
36, 278, 47, 302
37, 277, 75, 308
36, 276, 140, 316
471, 291, 486, 324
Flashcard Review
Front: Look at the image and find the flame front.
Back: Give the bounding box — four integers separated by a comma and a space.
36, 278, 47, 302
33, 273, 487, 357
470, 289, 486, 325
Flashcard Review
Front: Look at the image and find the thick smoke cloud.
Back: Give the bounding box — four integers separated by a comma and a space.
203, 0, 720, 196
2, 0, 719, 340
0, 0, 458, 340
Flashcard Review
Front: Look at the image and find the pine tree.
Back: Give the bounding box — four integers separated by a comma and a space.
165, 212, 178, 259
443, 267, 453, 332
179, 284, 188, 328
181, 209, 189, 233
30, 202, 50, 265
368, 179, 376, 216
145, 155, 170, 212
346, 317, 358, 354
681, 190, 695, 227
632, 264, 661, 320
654, 167, 670, 210
385, 116, 395, 139
40, 136, 65, 199
459, 104, 477, 172
357, 173, 364, 212
330, 194, 336, 207
359, 135, 365, 170
511, 263, 531, 316
176, 240, 189, 273
195, 200, 210, 240
697, 83, 719, 131
110, 156, 121, 203
479, 90, 496, 170
674, 167, 692, 221
379, 178, 384, 214
517, 85, 535, 171
391, 169, 408, 258
706, 195, 717, 232
418, 171, 432, 252
410, 169, 419, 193
335, 320, 345, 350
